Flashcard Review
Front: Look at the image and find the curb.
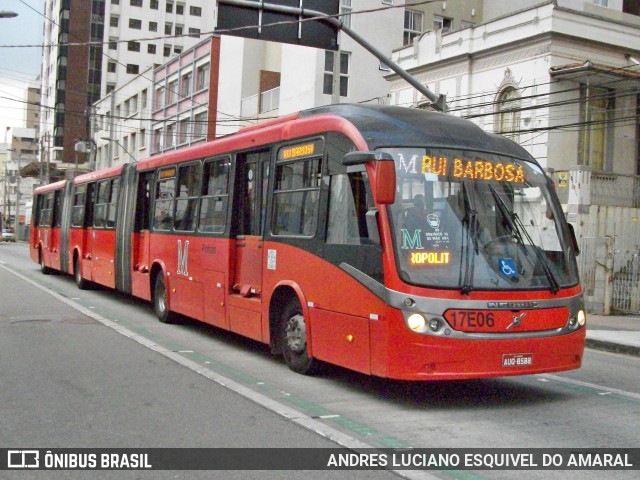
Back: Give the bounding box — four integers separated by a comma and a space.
585, 338, 640, 357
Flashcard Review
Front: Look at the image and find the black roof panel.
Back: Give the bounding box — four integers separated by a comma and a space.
299, 104, 533, 162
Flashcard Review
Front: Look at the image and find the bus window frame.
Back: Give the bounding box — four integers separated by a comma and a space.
198, 155, 231, 235
270, 137, 325, 239
173, 160, 202, 233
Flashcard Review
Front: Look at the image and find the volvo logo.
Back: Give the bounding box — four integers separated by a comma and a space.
506, 312, 527, 330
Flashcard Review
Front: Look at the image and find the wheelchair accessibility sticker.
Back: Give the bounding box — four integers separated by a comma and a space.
499, 258, 518, 278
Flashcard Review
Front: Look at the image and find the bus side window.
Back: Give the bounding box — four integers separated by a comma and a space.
106, 178, 120, 229
71, 185, 87, 228
326, 171, 374, 245
53, 189, 63, 228
272, 157, 322, 237
94, 180, 110, 228
199, 157, 230, 234
174, 162, 201, 232
153, 168, 176, 231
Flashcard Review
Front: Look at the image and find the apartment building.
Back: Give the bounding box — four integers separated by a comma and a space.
39, 0, 215, 169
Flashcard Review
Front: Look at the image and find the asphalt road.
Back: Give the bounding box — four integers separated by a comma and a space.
1, 242, 639, 480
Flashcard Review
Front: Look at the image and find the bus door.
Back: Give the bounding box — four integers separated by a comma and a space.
229, 149, 270, 340
80, 182, 96, 282
49, 189, 64, 270
131, 171, 153, 300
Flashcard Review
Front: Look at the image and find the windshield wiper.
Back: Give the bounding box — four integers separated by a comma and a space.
459, 182, 479, 295
488, 185, 560, 294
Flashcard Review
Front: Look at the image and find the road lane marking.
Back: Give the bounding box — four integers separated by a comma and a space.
0, 262, 441, 480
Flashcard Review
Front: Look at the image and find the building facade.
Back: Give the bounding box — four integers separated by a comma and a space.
39, 0, 216, 169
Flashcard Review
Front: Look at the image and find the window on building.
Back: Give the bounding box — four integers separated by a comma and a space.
153, 128, 163, 152
178, 117, 190, 144
107, 61, 116, 73
141, 89, 147, 109
323, 51, 350, 97
579, 85, 613, 171
403, 9, 423, 45
148, 44, 156, 54
126, 63, 139, 74
167, 79, 178, 104
196, 63, 210, 90
128, 41, 141, 52
593, 0, 609, 6
110, 16, 119, 27
497, 86, 521, 143
130, 0, 142, 6
108, 38, 118, 50
150, 0, 158, 9
149, 21, 157, 31
181, 71, 192, 96
174, 46, 182, 54
194, 111, 207, 138
340, 0, 352, 28
166, 2, 173, 13
129, 18, 142, 29
165, 23, 173, 35
176, 3, 185, 15
166, 123, 176, 147
433, 15, 453, 32
163, 45, 171, 57
190, 6, 202, 16
188, 27, 201, 38
106, 83, 116, 93
175, 24, 183, 36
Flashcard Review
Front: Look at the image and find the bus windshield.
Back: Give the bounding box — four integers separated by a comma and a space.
383, 147, 579, 292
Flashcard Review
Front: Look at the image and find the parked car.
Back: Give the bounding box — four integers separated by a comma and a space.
1, 228, 16, 242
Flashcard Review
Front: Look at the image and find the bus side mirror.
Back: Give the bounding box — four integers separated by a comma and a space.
375, 155, 396, 205
568, 222, 580, 256
342, 151, 396, 205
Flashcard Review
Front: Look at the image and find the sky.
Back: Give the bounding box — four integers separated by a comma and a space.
0, 0, 45, 141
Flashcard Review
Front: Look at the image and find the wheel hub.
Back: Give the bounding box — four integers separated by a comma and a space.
285, 314, 306, 353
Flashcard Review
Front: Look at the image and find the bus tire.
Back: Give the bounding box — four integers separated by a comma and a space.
39, 249, 52, 275
153, 273, 176, 324
280, 299, 318, 375
74, 256, 89, 289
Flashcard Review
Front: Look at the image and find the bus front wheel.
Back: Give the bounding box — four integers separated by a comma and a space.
153, 273, 176, 324
280, 300, 317, 375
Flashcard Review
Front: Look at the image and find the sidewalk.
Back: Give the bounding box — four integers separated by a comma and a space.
586, 312, 640, 357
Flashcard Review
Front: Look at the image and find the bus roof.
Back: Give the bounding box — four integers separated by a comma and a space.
33, 179, 67, 194
299, 104, 532, 161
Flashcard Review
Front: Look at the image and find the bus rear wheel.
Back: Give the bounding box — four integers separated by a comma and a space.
280, 300, 317, 375
39, 249, 51, 275
74, 256, 89, 289
153, 273, 176, 324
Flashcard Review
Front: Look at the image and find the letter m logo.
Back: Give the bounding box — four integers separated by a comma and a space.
401, 229, 423, 250
177, 240, 189, 276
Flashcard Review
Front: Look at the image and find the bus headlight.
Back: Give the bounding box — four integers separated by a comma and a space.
407, 313, 427, 332
568, 309, 586, 330
577, 309, 586, 327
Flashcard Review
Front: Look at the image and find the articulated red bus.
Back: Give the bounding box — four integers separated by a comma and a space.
30, 105, 586, 380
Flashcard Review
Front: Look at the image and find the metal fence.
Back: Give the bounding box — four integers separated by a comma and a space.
578, 236, 640, 314
611, 241, 640, 313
